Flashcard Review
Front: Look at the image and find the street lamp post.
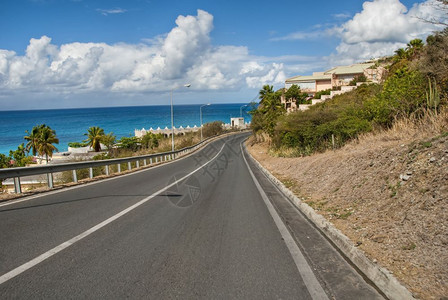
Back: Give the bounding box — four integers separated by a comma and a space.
240, 104, 248, 118
200, 103, 211, 141
170, 83, 191, 152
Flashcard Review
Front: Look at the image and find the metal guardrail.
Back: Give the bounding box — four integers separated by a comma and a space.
0, 136, 214, 194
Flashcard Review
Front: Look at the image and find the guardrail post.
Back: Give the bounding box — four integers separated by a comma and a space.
72, 170, 78, 183
105, 165, 110, 176
150, 158, 153, 164
143, 159, 147, 166
136, 161, 140, 168
156, 157, 158, 163
127, 162, 132, 171
47, 173, 54, 189
89, 167, 93, 179
117, 163, 121, 173
14, 177, 22, 194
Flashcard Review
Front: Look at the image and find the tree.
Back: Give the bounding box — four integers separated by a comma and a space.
406, 39, 424, 59
251, 88, 286, 137
285, 85, 309, 104
258, 85, 274, 104
202, 121, 224, 138
140, 132, 160, 149
84, 126, 105, 152
37, 126, 59, 163
394, 48, 408, 60
24, 124, 46, 156
9, 144, 31, 167
118, 136, 140, 151
24, 124, 58, 163
0, 153, 10, 168
101, 132, 116, 151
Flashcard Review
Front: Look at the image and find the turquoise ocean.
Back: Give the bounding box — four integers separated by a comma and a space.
0, 103, 252, 155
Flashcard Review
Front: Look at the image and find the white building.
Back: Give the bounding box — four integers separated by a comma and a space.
230, 117, 245, 129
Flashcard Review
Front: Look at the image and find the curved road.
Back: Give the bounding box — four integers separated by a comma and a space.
0, 133, 383, 299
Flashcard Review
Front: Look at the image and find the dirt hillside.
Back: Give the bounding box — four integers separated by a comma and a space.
247, 114, 448, 300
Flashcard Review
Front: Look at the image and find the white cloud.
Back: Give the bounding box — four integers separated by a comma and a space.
0, 10, 286, 100
270, 30, 330, 41
245, 63, 286, 88
332, 13, 351, 20
330, 0, 445, 64
97, 8, 127, 16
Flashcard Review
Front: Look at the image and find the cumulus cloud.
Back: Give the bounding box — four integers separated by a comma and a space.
330, 0, 445, 64
0, 10, 285, 98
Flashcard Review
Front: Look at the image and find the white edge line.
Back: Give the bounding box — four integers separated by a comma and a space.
0, 143, 226, 285
240, 142, 329, 300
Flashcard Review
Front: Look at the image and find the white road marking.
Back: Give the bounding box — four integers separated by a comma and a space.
0, 143, 226, 285
241, 142, 329, 300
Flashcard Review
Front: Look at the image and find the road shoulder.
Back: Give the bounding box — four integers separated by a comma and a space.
243, 140, 415, 300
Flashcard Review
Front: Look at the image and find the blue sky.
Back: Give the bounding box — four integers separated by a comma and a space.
0, 0, 445, 110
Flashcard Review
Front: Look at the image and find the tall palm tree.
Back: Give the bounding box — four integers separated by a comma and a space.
258, 85, 274, 104
24, 124, 46, 156
84, 126, 105, 152
37, 126, 59, 163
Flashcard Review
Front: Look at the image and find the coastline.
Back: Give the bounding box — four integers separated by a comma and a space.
0, 103, 252, 155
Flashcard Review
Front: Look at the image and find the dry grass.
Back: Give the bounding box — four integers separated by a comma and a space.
357, 108, 448, 145
247, 108, 448, 299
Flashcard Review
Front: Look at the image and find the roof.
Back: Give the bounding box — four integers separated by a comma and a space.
324, 63, 374, 75
286, 73, 332, 83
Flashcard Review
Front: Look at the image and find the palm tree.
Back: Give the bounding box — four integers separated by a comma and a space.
37, 126, 59, 163
406, 38, 424, 59
407, 38, 424, 50
101, 132, 116, 151
258, 85, 274, 104
24, 124, 46, 156
84, 126, 105, 152
394, 48, 408, 60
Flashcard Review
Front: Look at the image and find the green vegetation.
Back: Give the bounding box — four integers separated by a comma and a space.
1, 124, 60, 169
68, 142, 88, 148
140, 132, 161, 149
35, 125, 59, 163
251, 29, 448, 157
250, 85, 285, 137
84, 126, 105, 152
284, 84, 309, 104
23, 124, 59, 163
9, 144, 33, 167
313, 89, 331, 100
349, 74, 367, 86
202, 121, 225, 138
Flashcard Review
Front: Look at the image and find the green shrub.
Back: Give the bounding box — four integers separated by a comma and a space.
202, 121, 224, 137
118, 136, 140, 151
68, 142, 88, 148
314, 89, 331, 99
363, 68, 426, 127
140, 132, 161, 149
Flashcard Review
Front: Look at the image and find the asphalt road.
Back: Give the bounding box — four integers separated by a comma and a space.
0, 133, 383, 299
